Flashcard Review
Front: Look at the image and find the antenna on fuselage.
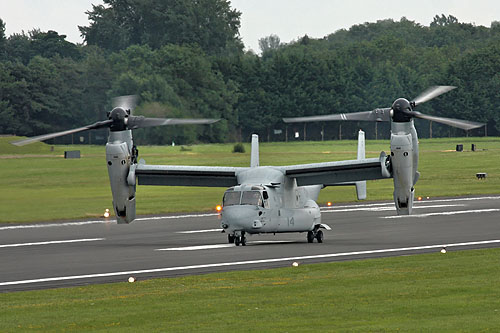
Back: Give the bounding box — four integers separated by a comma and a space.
250, 134, 259, 168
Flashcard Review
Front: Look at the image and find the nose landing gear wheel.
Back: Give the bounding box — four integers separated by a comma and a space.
234, 232, 247, 246
228, 235, 235, 244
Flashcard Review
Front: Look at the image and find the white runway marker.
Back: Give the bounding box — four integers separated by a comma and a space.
176, 229, 222, 234
158, 244, 235, 251
0, 213, 218, 230
0, 238, 105, 248
157, 240, 294, 251
321, 196, 500, 212
322, 204, 464, 213
2, 239, 500, 287
382, 208, 500, 219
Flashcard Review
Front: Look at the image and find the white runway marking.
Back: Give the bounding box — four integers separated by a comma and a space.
321, 196, 500, 211
176, 229, 222, 234
136, 214, 218, 221
322, 204, 464, 213
0, 238, 105, 248
382, 208, 500, 219
0, 213, 218, 231
2, 239, 500, 287
0, 220, 114, 230
158, 244, 235, 251
157, 240, 294, 251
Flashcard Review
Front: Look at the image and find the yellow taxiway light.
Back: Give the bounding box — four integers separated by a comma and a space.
327, 202, 332, 207
216, 205, 222, 212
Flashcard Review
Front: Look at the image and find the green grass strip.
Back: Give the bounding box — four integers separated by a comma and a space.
1, 248, 499, 331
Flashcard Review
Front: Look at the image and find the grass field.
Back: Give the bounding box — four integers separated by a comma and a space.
1, 248, 499, 331
1, 136, 499, 223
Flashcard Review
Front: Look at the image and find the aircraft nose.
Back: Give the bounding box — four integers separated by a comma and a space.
221, 206, 259, 231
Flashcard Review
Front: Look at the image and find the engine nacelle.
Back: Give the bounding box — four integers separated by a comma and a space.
390, 122, 417, 215
106, 131, 136, 224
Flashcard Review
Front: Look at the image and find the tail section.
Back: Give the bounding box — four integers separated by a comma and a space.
355, 130, 367, 200
357, 129, 366, 159
250, 134, 259, 168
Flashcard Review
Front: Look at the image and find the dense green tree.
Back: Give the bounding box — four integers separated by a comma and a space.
259, 34, 281, 54
0, 18, 6, 59
29, 30, 81, 60
79, 0, 243, 55
3, 29, 81, 64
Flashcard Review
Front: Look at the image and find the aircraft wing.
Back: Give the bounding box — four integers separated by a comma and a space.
134, 164, 245, 187
283, 152, 391, 186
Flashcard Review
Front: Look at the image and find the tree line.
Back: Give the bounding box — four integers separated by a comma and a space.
1, 2, 499, 145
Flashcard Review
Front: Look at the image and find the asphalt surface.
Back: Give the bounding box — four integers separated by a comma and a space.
1, 195, 499, 292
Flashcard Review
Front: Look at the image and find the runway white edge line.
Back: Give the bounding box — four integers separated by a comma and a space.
382, 208, 500, 219
2, 239, 500, 287
157, 240, 294, 251
321, 196, 500, 211
0, 213, 218, 230
159, 244, 235, 251
176, 229, 222, 234
0, 238, 105, 248
322, 204, 463, 213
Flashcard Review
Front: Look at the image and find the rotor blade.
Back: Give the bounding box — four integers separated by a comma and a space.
112, 95, 138, 112
10, 120, 112, 146
412, 86, 456, 106
127, 116, 219, 129
283, 108, 391, 123
413, 112, 485, 131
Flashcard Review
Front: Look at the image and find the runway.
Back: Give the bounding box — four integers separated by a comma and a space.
1, 195, 499, 292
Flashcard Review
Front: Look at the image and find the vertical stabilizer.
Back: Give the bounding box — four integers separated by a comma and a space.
357, 129, 365, 159
355, 130, 367, 200
250, 134, 259, 168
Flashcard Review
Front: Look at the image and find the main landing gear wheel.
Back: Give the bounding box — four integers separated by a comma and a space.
307, 231, 315, 243
228, 235, 235, 244
307, 228, 324, 243
316, 230, 323, 243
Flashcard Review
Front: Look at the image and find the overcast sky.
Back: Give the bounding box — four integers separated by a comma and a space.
2, 0, 500, 52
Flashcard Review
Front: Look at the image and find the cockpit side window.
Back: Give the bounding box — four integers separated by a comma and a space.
223, 191, 241, 206
241, 191, 263, 207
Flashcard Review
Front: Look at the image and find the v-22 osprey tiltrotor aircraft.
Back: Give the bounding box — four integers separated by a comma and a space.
12, 87, 484, 246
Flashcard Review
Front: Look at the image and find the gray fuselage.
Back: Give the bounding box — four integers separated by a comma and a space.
220, 167, 322, 236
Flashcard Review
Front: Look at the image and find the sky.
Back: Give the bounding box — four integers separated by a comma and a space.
1, 0, 500, 52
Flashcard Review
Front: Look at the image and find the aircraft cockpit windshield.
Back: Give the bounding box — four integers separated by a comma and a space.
223, 188, 266, 207
241, 191, 263, 206
223, 190, 241, 206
